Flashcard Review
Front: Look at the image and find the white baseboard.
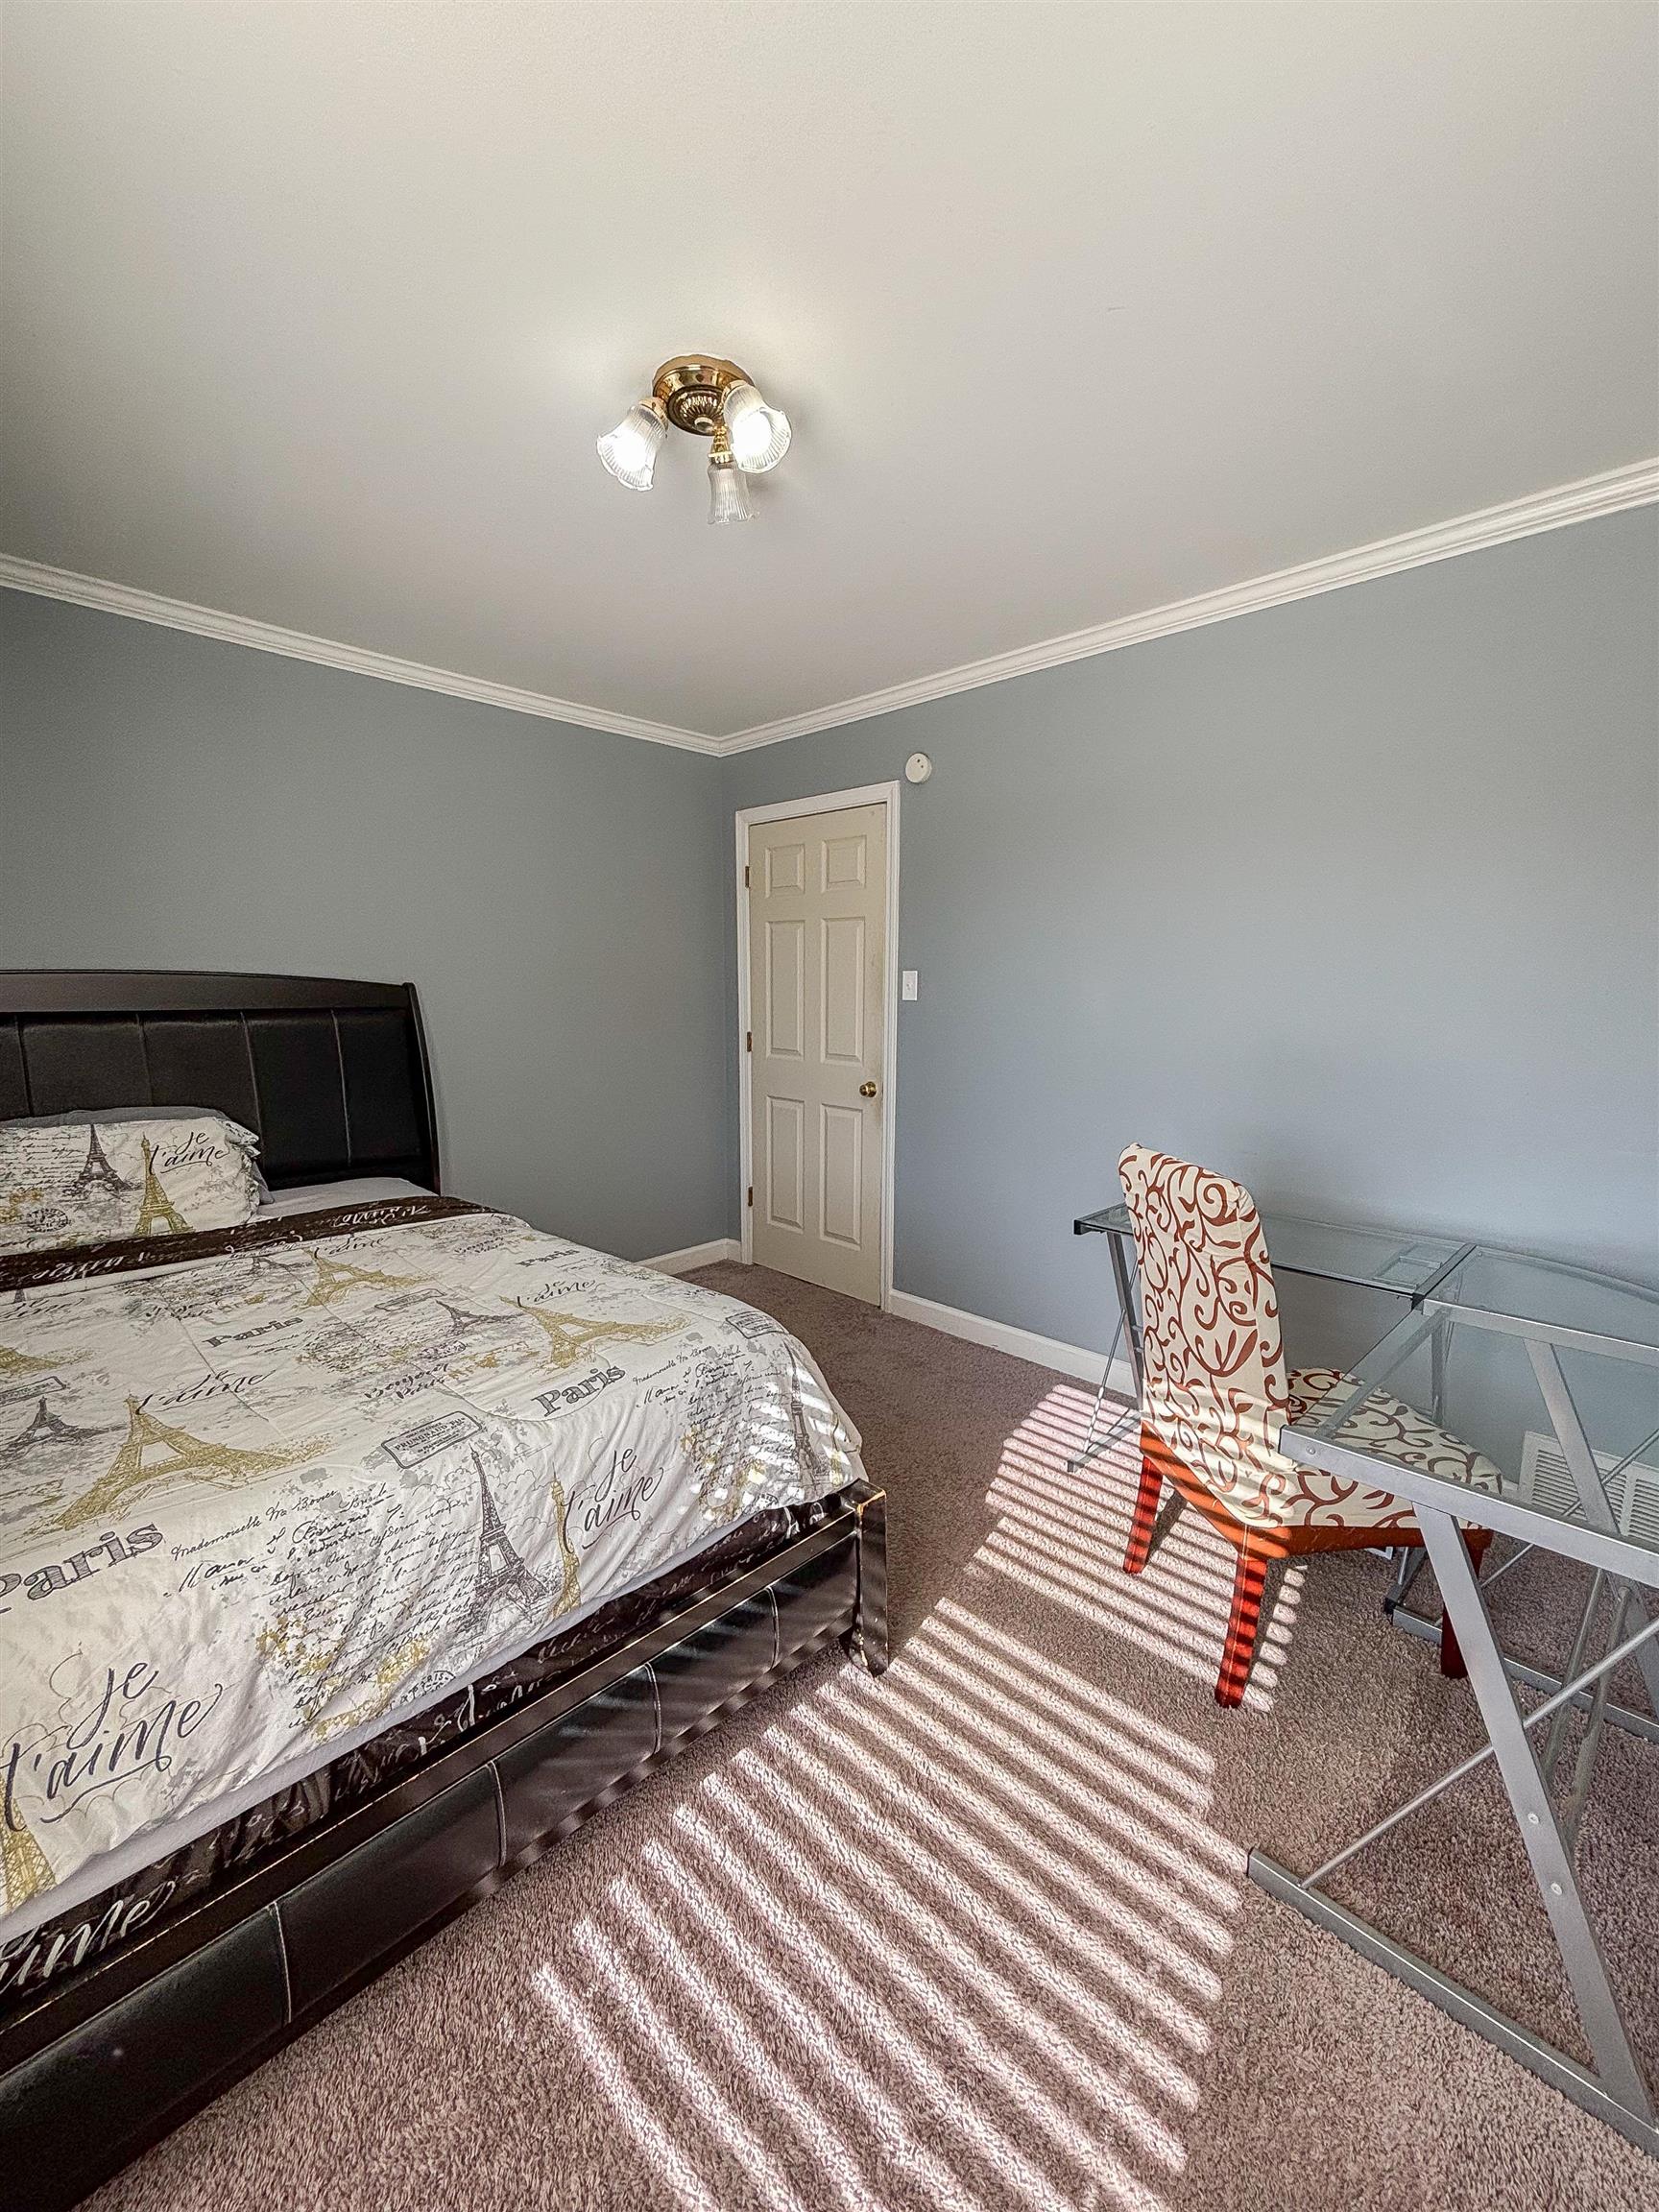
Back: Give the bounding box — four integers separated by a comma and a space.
641, 1237, 742, 1275
642, 1254, 1139, 1402
886, 1286, 1138, 1396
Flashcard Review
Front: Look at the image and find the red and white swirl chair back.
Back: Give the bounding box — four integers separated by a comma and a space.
1118, 1144, 1291, 1519
1116, 1144, 1498, 1704
1118, 1143, 1424, 1536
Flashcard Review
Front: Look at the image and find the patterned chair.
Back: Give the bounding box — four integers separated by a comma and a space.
1118, 1144, 1499, 1707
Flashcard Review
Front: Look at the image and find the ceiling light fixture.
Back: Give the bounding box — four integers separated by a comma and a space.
594, 399, 666, 492
597, 355, 791, 524
707, 423, 757, 526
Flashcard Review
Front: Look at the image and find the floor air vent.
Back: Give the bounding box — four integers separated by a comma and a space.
1519, 1431, 1659, 1546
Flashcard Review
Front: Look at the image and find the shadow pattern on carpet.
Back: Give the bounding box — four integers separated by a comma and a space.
89, 1262, 1659, 2212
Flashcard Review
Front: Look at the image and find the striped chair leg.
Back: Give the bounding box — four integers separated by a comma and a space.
1438, 1529, 1486, 1680
1216, 1547, 1268, 1708
1123, 1455, 1163, 1575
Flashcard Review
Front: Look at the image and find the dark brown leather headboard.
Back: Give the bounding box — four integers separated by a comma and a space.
0, 972, 439, 1192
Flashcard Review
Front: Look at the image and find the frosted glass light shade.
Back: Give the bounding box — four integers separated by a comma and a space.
597, 401, 666, 491
708, 453, 756, 525
723, 381, 791, 472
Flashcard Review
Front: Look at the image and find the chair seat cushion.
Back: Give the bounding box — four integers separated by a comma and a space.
1284, 1367, 1503, 1502
1142, 1369, 1500, 1539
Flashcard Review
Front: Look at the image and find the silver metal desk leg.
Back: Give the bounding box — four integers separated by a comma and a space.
1382, 1547, 1426, 1615
1417, 1504, 1654, 2127
1067, 1306, 1133, 1473
1430, 1309, 1449, 1425
1254, 1509, 1659, 2155
1527, 1339, 1659, 1718
1106, 1231, 1142, 1400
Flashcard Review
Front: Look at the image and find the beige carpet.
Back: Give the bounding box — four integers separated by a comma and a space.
91, 1263, 1659, 2212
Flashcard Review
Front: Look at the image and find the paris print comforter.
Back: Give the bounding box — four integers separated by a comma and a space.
0, 1195, 861, 1940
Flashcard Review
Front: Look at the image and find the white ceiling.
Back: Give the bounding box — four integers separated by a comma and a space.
2, 3, 1655, 743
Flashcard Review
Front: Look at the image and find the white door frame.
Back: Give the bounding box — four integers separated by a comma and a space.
734, 781, 902, 1309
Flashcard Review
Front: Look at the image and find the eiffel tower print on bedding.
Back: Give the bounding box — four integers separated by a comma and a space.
0, 1111, 262, 1255
0, 1195, 862, 1938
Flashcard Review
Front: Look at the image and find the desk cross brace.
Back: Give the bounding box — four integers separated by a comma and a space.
1253, 1503, 1659, 2159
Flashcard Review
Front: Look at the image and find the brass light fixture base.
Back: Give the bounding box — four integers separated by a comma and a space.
651, 355, 752, 437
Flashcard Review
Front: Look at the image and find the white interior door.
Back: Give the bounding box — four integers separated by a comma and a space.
747, 802, 887, 1303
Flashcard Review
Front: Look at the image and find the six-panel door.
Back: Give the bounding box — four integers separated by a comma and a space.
747, 803, 887, 1303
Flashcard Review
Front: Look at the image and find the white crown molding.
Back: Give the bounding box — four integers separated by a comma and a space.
4, 458, 1653, 757
0, 552, 721, 754
717, 457, 1659, 753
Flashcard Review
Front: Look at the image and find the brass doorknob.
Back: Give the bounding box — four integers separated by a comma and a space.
859, 1080, 878, 1098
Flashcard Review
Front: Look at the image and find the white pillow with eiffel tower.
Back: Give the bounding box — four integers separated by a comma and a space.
0, 1108, 262, 1252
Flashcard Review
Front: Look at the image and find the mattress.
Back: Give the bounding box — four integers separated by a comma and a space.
0, 1195, 861, 1944
255, 1176, 432, 1218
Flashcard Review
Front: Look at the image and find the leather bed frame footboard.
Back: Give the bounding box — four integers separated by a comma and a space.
0, 974, 890, 2207
1, 1484, 888, 2212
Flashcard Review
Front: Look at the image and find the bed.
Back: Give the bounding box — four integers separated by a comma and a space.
0, 972, 887, 2211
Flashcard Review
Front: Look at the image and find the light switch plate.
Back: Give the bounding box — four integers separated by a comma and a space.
901, 970, 919, 1001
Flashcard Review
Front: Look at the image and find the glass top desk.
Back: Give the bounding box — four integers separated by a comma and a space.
1072, 1198, 1474, 1407
1256, 1245, 1659, 2156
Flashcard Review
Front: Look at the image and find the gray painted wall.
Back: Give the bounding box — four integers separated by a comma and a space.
0, 589, 730, 1261
4, 506, 1654, 1368
722, 508, 1659, 1360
